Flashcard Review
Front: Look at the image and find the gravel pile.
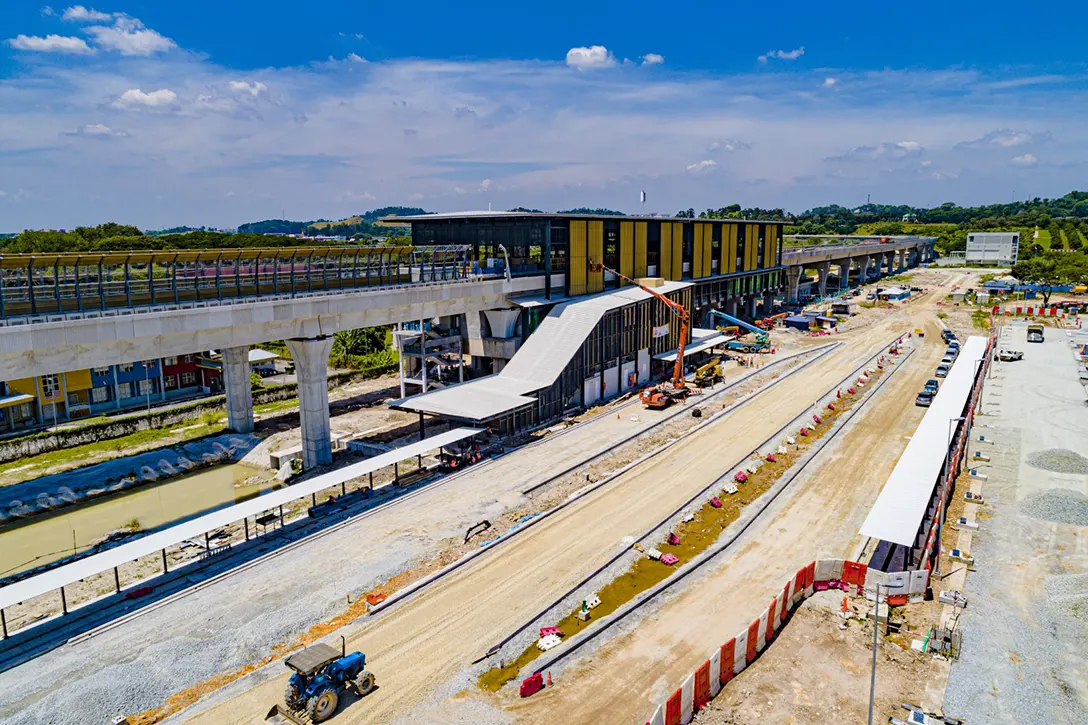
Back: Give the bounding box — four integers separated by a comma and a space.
1021, 488, 1088, 526
1026, 448, 1088, 474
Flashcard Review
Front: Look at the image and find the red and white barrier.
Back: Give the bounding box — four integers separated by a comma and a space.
641, 558, 927, 725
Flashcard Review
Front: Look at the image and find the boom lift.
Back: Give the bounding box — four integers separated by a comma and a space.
588, 261, 691, 409
704, 309, 771, 353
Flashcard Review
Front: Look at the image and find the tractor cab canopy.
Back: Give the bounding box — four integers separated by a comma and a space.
285, 643, 342, 675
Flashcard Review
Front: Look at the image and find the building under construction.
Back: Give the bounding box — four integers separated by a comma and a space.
387, 211, 787, 433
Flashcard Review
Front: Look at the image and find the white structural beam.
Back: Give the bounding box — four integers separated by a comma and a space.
0, 276, 552, 379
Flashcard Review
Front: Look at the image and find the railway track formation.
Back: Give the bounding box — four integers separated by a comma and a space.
186, 277, 958, 725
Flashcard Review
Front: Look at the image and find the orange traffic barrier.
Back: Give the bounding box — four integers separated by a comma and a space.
719, 639, 736, 685
664, 688, 683, 725
842, 560, 868, 588
781, 583, 791, 623
766, 598, 777, 641
746, 620, 760, 662
694, 660, 711, 711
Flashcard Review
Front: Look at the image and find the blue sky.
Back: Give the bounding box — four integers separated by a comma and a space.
1, 2, 1087, 230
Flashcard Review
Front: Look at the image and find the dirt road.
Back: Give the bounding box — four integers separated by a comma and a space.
511, 314, 947, 725
183, 309, 929, 725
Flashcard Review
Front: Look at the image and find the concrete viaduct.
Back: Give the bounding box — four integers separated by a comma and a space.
781, 236, 937, 303
0, 236, 934, 468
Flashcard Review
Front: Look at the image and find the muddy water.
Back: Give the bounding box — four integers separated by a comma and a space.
0, 463, 275, 578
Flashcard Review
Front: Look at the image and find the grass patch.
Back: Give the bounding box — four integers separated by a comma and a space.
1036, 229, 1052, 249
884, 273, 914, 283
254, 398, 298, 415
478, 364, 887, 692
936, 312, 948, 320
972, 309, 992, 330
0, 419, 226, 486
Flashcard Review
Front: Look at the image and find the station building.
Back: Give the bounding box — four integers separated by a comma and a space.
388, 211, 787, 433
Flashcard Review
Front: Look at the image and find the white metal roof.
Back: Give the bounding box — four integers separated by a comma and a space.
858, 336, 988, 546
393, 282, 693, 421
248, 349, 279, 363
0, 427, 483, 611
654, 332, 733, 362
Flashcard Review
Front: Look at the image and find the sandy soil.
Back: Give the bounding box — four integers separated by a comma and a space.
692, 594, 931, 725
509, 312, 948, 725
180, 292, 943, 725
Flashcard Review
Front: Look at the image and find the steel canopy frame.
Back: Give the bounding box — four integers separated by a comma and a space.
0, 427, 484, 614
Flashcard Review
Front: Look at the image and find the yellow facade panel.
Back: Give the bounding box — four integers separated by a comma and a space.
634, 222, 648, 278
692, 224, 704, 281
671, 223, 683, 281
701, 224, 713, 277
569, 220, 587, 297
620, 221, 634, 284
8, 377, 37, 398
660, 222, 672, 280
746, 224, 759, 271
724, 225, 737, 274
587, 220, 604, 293
65, 369, 93, 392
765, 225, 778, 268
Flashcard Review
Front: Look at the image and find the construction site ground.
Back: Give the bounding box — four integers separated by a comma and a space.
0, 326, 830, 725
0, 268, 994, 725
942, 321, 1088, 724
153, 273, 965, 725
691, 592, 932, 725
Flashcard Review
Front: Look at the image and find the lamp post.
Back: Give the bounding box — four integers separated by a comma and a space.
142, 361, 154, 416
937, 415, 967, 577
868, 580, 905, 725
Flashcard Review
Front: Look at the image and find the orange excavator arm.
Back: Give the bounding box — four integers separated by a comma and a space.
589, 261, 689, 388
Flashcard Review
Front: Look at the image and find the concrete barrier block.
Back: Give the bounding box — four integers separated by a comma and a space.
815, 558, 844, 583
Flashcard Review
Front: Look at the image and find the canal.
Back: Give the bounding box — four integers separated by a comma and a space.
0, 462, 278, 579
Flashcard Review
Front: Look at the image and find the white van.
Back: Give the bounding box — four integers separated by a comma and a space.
941, 354, 956, 366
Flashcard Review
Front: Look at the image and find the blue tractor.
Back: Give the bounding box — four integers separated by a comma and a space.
265, 637, 376, 724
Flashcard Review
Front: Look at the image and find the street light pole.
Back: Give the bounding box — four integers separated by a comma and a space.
868, 581, 904, 725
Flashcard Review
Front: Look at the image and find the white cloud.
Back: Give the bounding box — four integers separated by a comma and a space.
641, 53, 664, 66
1010, 153, 1038, 167
479, 179, 492, 191
686, 159, 717, 173
84, 15, 175, 55
7, 33, 93, 53
62, 5, 113, 22
955, 128, 1051, 150
64, 123, 128, 138
823, 77, 837, 87
338, 191, 376, 202
113, 88, 178, 109
758, 47, 804, 63
42, 6, 56, 16
228, 80, 267, 97
346, 53, 366, 63
566, 45, 616, 70
833, 141, 924, 161
708, 139, 751, 153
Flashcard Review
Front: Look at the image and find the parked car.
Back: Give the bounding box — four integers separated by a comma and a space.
948, 339, 960, 349
941, 355, 956, 366
924, 379, 939, 394
935, 363, 951, 378
910, 286, 923, 292
996, 349, 1023, 361
915, 390, 934, 407
865, 293, 876, 300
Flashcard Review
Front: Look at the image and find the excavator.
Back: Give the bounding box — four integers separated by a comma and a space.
588, 261, 691, 409
705, 309, 771, 354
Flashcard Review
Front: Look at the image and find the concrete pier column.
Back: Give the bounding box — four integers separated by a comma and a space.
817, 261, 831, 296
836, 260, 851, 290
222, 345, 254, 433
785, 266, 802, 303
286, 336, 334, 469
725, 298, 739, 317
859, 255, 872, 284
745, 295, 758, 319
762, 290, 776, 317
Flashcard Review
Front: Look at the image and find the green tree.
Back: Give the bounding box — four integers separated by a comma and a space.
1011, 251, 1088, 306
329, 327, 389, 368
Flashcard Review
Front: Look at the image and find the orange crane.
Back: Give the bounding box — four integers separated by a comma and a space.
589, 261, 691, 409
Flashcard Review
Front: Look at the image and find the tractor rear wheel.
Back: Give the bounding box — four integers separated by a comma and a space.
306, 685, 339, 723
356, 671, 376, 696
284, 682, 303, 710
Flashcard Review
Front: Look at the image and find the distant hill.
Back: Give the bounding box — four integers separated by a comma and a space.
239, 207, 426, 238
557, 207, 625, 216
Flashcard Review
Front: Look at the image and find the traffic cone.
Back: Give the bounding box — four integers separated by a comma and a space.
842, 596, 848, 613
547, 671, 553, 687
